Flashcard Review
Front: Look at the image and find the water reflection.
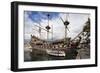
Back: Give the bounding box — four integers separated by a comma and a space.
24, 48, 32, 61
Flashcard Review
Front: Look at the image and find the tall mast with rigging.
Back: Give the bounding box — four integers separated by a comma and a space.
60, 13, 70, 45
45, 14, 51, 40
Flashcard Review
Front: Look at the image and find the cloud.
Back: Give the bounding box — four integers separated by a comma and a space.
24, 11, 89, 40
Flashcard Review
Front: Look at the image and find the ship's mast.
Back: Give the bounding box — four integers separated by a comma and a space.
38, 22, 41, 38
60, 14, 70, 45
45, 14, 51, 40
64, 18, 69, 44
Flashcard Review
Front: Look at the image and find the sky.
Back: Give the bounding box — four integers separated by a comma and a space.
24, 11, 89, 40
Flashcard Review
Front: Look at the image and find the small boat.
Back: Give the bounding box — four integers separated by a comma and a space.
46, 49, 66, 57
